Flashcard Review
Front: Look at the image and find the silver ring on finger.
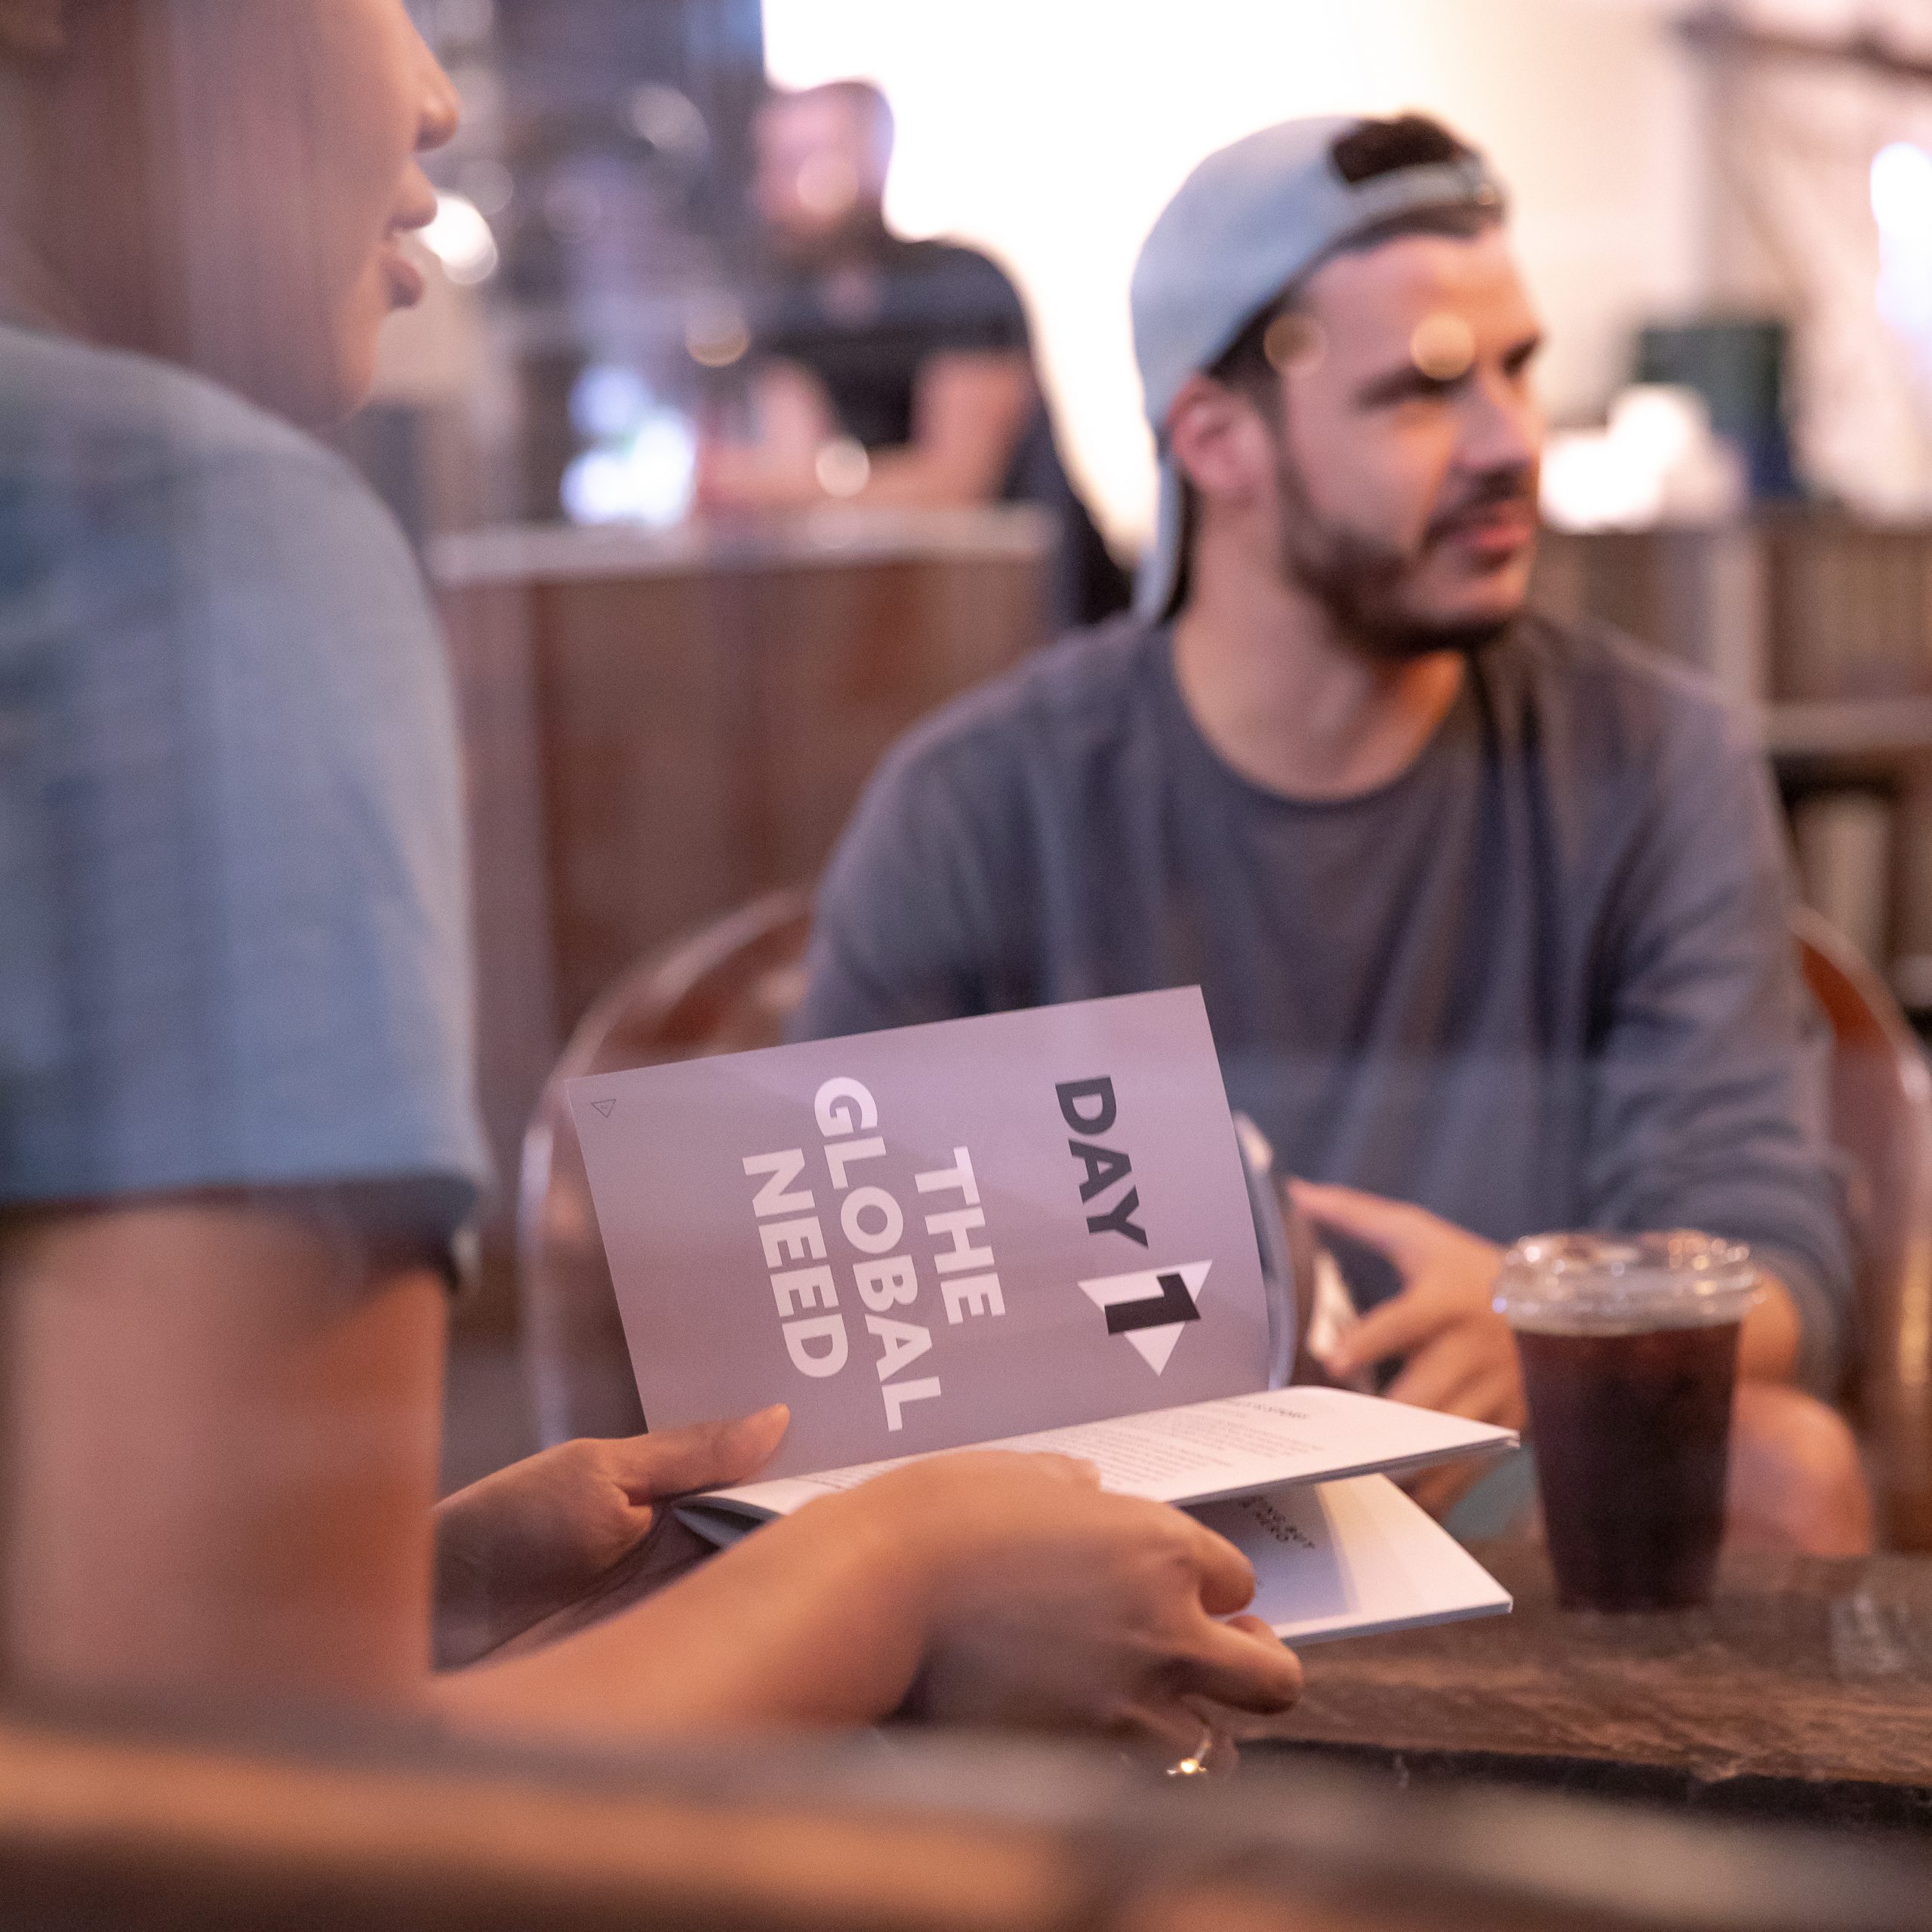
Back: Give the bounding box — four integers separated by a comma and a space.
1165, 1724, 1219, 1779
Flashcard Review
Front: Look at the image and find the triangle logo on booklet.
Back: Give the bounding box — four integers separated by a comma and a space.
1078, 1263, 1212, 1373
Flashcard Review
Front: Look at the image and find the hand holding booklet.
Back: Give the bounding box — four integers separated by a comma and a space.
571, 988, 1518, 1645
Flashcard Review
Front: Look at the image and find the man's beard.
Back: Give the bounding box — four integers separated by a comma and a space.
1272, 439, 1534, 663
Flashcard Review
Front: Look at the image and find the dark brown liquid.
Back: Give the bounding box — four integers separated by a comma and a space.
1517, 1320, 1740, 1612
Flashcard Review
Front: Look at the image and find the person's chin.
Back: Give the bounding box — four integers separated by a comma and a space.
1406, 559, 1535, 648
187, 335, 363, 431
263, 353, 372, 431
331, 343, 382, 423
1447, 540, 1537, 612
1355, 592, 1526, 664
310, 299, 387, 426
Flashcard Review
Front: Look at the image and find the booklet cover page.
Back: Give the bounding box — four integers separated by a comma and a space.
569, 988, 1272, 1478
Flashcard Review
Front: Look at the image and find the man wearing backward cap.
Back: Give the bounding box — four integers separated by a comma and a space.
797, 113, 1873, 1552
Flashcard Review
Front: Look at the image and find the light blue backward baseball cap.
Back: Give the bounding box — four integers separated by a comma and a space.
1131, 114, 1507, 622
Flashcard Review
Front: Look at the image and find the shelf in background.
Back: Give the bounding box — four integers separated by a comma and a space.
1758, 697, 1932, 776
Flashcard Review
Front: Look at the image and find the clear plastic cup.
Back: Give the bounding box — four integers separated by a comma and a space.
1494, 1232, 1760, 1612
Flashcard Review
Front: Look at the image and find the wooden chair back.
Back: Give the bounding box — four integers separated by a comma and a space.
518, 888, 814, 1446
1795, 906, 1932, 1550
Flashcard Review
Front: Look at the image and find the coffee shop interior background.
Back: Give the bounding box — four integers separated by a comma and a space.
368, 0, 1932, 1478
21, 5, 1932, 1921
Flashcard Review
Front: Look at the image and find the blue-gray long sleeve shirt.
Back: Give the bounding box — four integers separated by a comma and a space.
793, 614, 1856, 1397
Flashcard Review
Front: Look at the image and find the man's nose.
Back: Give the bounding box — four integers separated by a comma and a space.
1460, 375, 1542, 477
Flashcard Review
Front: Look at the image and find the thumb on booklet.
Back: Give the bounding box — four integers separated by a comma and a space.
611, 1404, 792, 1503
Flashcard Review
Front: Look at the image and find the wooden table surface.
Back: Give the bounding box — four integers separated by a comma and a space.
1251, 1541, 1932, 1830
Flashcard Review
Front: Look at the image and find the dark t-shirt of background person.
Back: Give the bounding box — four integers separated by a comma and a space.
749, 235, 1130, 630
791, 613, 1857, 1401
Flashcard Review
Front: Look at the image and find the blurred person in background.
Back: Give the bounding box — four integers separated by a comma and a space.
794, 114, 1873, 1558
697, 78, 1130, 629
0, 0, 1301, 1755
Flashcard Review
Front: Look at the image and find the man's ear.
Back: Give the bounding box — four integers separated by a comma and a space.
0, 0, 68, 57
1166, 373, 1273, 508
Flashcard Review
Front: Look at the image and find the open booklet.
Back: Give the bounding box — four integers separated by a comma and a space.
570, 988, 1519, 1644
678, 1385, 1515, 1645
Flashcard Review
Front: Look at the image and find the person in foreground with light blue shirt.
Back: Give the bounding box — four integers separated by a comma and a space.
0, 0, 1300, 1756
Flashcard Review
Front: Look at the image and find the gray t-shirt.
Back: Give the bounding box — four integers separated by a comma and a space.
795, 614, 1854, 1395
0, 321, 488, 1241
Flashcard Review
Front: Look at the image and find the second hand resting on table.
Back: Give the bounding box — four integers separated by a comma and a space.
434, 1404, 1303, 1756
1292, 1178, 1803, 1415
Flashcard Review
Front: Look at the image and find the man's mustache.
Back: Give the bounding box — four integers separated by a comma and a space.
1426, 467, 1540, 542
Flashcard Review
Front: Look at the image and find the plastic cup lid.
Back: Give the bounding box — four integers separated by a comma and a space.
1493, 1230, 1760, 1335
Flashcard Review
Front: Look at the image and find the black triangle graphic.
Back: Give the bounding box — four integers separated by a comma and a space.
591, 1099, 617, 1118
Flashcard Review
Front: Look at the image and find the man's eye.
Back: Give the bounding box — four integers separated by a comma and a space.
1361, 377, 1450, 408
